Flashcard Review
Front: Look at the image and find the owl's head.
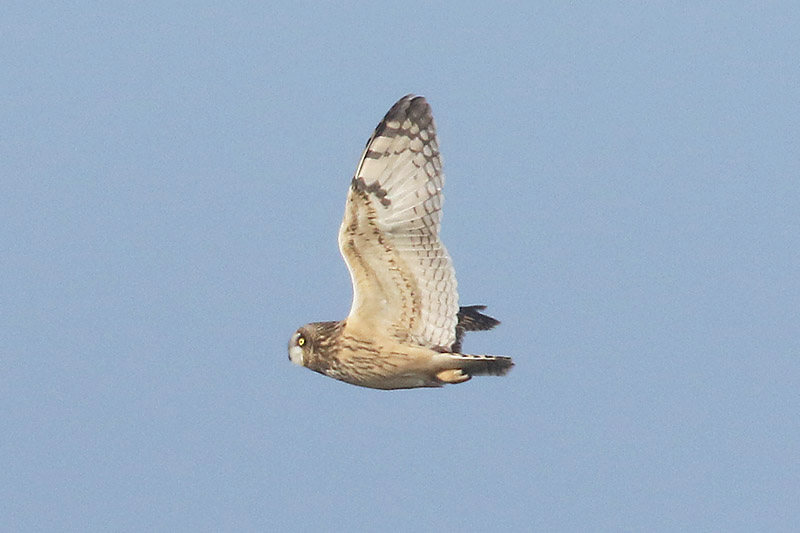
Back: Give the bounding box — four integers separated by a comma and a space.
288, 321, 344, 368
288, 327, 311, 366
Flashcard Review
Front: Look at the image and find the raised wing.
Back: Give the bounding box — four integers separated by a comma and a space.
338, 95, 459, 350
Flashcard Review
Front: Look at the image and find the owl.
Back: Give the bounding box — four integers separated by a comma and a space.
289, 95, 513, 389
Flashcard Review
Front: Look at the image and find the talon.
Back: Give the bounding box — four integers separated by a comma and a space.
435, 369, 471, 384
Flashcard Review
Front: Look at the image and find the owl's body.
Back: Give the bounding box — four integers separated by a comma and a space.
289, 95, 513, 390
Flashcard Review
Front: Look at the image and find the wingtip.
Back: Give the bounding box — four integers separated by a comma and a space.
384, 94, 429, 119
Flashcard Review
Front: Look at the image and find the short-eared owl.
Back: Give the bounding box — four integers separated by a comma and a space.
289, 95, 513, 389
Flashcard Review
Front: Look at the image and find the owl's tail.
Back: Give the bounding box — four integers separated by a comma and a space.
434, 353, 514, 384
457, 354, 514, 376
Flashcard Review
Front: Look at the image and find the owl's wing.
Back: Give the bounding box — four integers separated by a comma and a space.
338, 95, 459, 350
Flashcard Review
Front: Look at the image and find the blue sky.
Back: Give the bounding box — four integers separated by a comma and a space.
2, 2, 799, 531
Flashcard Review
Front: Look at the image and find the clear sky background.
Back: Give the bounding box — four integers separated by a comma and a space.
2, 2, 799, 531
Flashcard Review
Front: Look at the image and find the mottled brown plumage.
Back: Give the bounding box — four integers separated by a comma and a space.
288, 95, 513, 389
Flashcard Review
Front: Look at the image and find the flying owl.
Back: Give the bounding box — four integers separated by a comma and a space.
288, 95, 513, 389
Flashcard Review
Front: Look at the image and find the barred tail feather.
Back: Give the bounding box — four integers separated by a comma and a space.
450, 354, 514, 377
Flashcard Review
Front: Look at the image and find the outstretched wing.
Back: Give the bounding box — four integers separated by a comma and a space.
338, 95, 458, 350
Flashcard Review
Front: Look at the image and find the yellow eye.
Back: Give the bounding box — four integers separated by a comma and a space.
297, 335, 305, 347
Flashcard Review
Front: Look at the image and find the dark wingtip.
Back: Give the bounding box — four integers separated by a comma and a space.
457, 305, 501, 332
374, 95, 430, 137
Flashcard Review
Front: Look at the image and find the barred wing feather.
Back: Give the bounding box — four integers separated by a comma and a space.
338, 95, 459, 350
